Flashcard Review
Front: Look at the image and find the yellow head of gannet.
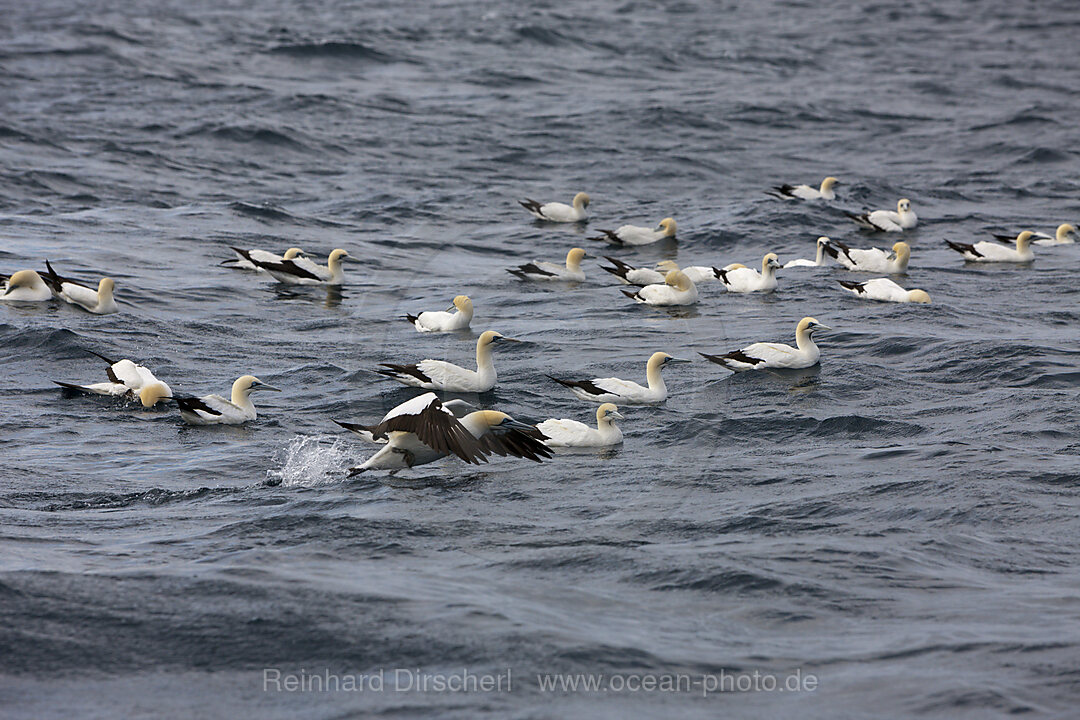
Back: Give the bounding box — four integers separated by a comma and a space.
796, 317, 831, 337
328, 248, 353, 268
452, 295, 473, 313
658, 217, 677, 237
566, 247, 589, 271
596, 403, 624, 427
231, 375, 281, 405
897, 198, 912, 213
655, 260, 680, 272
139, 382, 173, 408
4, 270, 46, 295
283, 248, 305, 260
98, 277, 115, 299
572, 192, 590, 210
664, 269, 693, 291
820, 177, 839, 192
762, 253, 781, 272
907, 289, 931, 304
1016, 231, 1036, 250
892, 241, 911, 262
1057, 223, 1076, 241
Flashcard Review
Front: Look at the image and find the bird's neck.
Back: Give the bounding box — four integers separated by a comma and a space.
761, 260, 775, 279
645, 363, 666, 392
814, 244, 825, 264
327, 256, 344, 282
231, 387, 254, 411
476, 344, 496, 377
796, 330, 817, 353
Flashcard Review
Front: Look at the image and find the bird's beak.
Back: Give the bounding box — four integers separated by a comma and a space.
342, 255, 362, 264
256, 384, 282, 392
502, 418, 535, 432
496, 336, 520, 343
610, 411, 625, 420
813, 324, 832, 332
445, 305, 456, 312
668, 357, 692, 364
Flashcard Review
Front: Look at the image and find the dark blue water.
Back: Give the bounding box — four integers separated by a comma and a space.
3, 0, 1080, 717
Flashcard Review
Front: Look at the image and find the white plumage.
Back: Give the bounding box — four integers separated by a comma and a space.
509, 248, 588, 282
519, 192, 590, 222
700, 317, 829, 371
590, 218, 677, 246
947, 232, 1036, 263
845, 198, 917, 232
244, 248, 355, 285
622, 270, 698, 306
1, 270, 53, 302
549, 351, 690, 404
1032, 223, 1077, 246
175, 375, 279, 425
717, 253, 780, 293
406, 295, 473, 332
824, 240, 910, 273
768, 176, 838, 201
376, 330, 515, 393
538, 403, 624, 447
54, 352, 174, 407
42, 261, 118, 314
224, 247, 305, 271
783, 237, 830, 268
839, 278, 931, 304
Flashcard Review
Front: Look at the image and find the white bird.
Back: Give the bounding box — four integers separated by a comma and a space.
223, 246, 305, 271
54, 350, 174, 406
336, 398, 477, 442
405, 295, 474, 332
783, 237, 830, 268
246, 248, 355, 285
1, 270, 53, 302
41, 261, 118, 314
824, 239, 910, 273
519, 192, 590, 222
946, 232, 1035, 263
589, 218, 677, 246
845, 198, 917, 232
340, 393, 551, 472
549, 351, 690, 404
537, 403, 624, 447
622, 269, 698, 306
508, 248, 588, 282
175, 375, 280, 425
700, 317, 829, 371
654, 260, 722, 284
839, 278, 931, 304
376, 330, 516, 393
768, 176, 839, 201
716, 253, 781, 293
993, 223, 1076, 247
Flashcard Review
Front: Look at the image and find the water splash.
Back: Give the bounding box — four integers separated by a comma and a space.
265, 435, 353, 488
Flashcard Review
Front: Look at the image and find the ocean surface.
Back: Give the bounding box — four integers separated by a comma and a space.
3, 0, 1080, 717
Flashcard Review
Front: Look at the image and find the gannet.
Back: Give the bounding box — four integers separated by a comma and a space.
767, 176, 839, 201
993, 224, 1076, 247
243, 248, 355, 285
223, 247, 305, 271
599, 256, 666, 286
622, 269, 698, 306
41, 261, 118, 314
590, 218, 677, 246
549, 351, 690, 404
839, 278, 930, 303
405, 295, 473, 332
783, 237, 830, 268
376, 330, 516, 392
508, 248, 588, 282
824, 239, 910, 273
519, 192, 590, 222
54, 350, 173, 406
336, 398, 476, 442
1, 270, 52, 302
946, 232, 1035, 263
700, 317, 829, 371
342, 393, 551, 472
537, 403, 624, 447
655, 260, 723, 284
717, 253, 780, 293
175, 375, 280, 425
845, 198, 917, 232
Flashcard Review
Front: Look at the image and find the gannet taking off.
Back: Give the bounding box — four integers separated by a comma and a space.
1, 270, 53, 302
175, 375, 280, 425
376, 330, 516, 392
537, 403, 624, 447
405, 295, 473, 332
824, 239, 910, 273
993, 224, 1076, 247
768, 176, 838, 201
839, 278, 930, 303
41, 261, 118, 314
946, 232, 1036, 263
845, 199, 917, 232
519, 192, 590, 223
700, 317, 829, 371
54, 350, 174, 406
716, 253, 780, 293
342, 393, 551, 472
784, 237, 830, 268
549, 351, 690, 404
622, 269, 698, 306
590, 218, 677, 246
240, 248, 355, 285
223, 247, 305, 271
508, 248, 588, 282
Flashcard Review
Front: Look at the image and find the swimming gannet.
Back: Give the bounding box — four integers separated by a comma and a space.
54, 350, 173, 406
717, 253, 780, 293
41, 261, 118, 314
342, 393, 551, 472
845, 198, 917, 232
599, 256, 666, 286
622, 269, 698, 306
549, 351, 690, 404
767, 176, 838, 201
589, 218, 677, 246
519, 192, 590, 222
1, 270, 53, 302
405, 295, 474, 332
175, 375, 280, 425
223, 247, 305, 271
376, 330, 516, 392
700, 317, 829, 371
946, 232, 1036, 263
993, 224, 1076, 247
508, 248, 588, 282
537, 403, 624, 447
839, 278, 930, 304
824, 239, 910, 273
783, 237, 830, 268
244, 248, 355, 285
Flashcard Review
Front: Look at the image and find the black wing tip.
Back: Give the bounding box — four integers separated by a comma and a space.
620, 289, 640, 300
54, 381, 85, 392
404, 313, 419, 324
838, 280, 863, 292
507, 268, 527, 280
546, 374, 573, 388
